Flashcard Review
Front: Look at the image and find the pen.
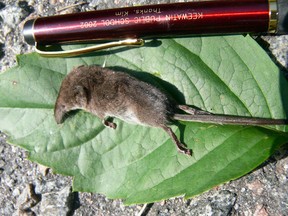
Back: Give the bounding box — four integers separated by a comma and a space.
23, 0, 288, 57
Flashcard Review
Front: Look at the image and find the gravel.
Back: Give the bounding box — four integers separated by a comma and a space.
0, 0, 288, 215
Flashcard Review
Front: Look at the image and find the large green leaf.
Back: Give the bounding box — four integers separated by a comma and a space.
0, 36, 287, 204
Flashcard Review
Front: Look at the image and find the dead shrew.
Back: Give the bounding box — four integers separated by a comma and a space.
54, 65, 287, 156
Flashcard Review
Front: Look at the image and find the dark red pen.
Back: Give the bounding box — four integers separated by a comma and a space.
23, 0, 288, 57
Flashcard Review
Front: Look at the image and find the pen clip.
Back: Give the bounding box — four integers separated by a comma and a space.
35, 38, 145, 57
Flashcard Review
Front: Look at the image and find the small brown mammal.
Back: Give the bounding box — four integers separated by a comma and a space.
54, 65, 287, 155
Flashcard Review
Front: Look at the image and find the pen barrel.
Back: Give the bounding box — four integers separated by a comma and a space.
24, 0, 272, 45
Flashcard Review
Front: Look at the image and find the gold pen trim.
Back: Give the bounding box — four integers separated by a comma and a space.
268, 0, 278, 33
35, 38, 145, 57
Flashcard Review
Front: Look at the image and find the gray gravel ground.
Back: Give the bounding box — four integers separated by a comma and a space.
0, 0, 288, 215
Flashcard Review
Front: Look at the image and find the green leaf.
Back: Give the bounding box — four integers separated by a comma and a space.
0, 35, 287, 204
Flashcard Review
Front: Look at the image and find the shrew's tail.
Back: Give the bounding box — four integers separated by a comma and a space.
173, 114, 288, 125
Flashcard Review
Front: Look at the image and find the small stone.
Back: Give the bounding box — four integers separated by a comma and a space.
0, 159, 5, 168
37, 4, 44, 14
18, 1, 34, 14
89, 0, 101, 8
276, 157, 288, 184
0, 6, 28, 27
37, 164, 49, 176
0, 132, 7, 139
49, 0, 56, 5
18, 209, 36, 216
0, 143, 4, 152
186, 190, 237, 215
13, 188, 21, 197
18, 1, 29, 8
254, 204, 269, 216
247, 180, 264, 195
40, 186, 73, 215
5, 163, 17, 175
17, 184, 41, 212
208, 190, 237, 214
27, 0, 35, 6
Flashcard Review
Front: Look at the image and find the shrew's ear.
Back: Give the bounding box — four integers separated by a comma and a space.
73, 85, 88, 107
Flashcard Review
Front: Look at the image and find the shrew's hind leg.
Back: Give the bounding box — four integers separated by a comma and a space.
161, 125, 192, 156
177, 105, 211, 115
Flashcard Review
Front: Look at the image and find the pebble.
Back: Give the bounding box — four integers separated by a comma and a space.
0, 159, 5, 168
0, 5, 28, 27
37, 4, 43, 14
16, 184, 41, 213
247, 180, 264, 195
89, 0, 101, 8
37, 164, 49, 176
276, 157, 288, 184
39, 186, 71, 215
12, 188, 21, 197
185, 190, 237, 216
254, 204, 269, 216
